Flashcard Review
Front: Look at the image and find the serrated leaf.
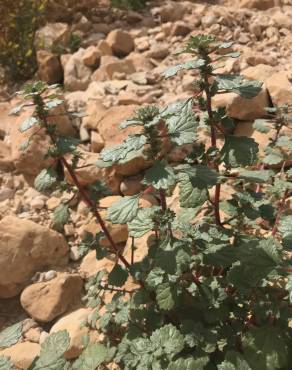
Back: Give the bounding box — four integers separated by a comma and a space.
286, 275, 292, 304
278, 215, 292, 237
55, 136, 80, 155
19, 116, 39, 132
218, 41, 234, 49
108, 264, 128, 287
143, 161, 176, 190
237, 169, 271, 183
276, 135, 292, 150
216, 75, 262, 98
45, 99, 63, 109
253, 119, 271, 133
163, 59, 205, 78
168, 356, 209, 370
218, 362, 236, 370
179, 176, 208, 208
0, 357, 13, 370
72, 343, 110, 370
242, 327, 289, 370
107, 195, 139, 224
34, 168, 58, 192
151, 324, 184, 358
33, 331, 70, 369
0, 322, 22, 349
101, 135, 147, 163
163, 98, 198, 145
221, 136, 259, 167
156, 283, 175, 310
128, 207, 158, 237
263, 148, 283, 165
179, 164, 220, 189
52, 203, 69, 228
145, 267, 165, 289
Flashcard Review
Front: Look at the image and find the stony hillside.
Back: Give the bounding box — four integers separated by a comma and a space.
0, 0, 291, 368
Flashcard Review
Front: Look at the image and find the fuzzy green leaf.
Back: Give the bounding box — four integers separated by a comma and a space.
108, 264, 129, 287
100, 135, 147, 163
19, 116, 39, 132
107, 195, 139, 224
0, 322, 22, 349
34, 168, 58, 192
45, 99, 63, 109
120, 118, 143, 129
0, 357, 13, 370
55, 136, 80, 155
278, 215, 292, 238
128, 207, 158, 237
216, 75, 262, 98
253, 119, 271, 133
276, 135, 292, 150
178, 164, 220, 189
33, 331, 70, 369
179, 177, 208, 208
221, 136, 259, 167
286, 275, 292, 304
163, 99, 198, 145
143, 161, 176, 190
156, 283, 175, 311
237, 170, 271, 183
163, 59, 205, 78
151, 324, 184, 357
263, 148, 283, 165
242, 327, 289, 370
168, 357, 209, 370
145, 267, 165, 289
52, 203, 69, 228
72, 343, 112, 370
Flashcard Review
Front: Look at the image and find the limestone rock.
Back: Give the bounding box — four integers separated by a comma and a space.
92, 56, 136, 81
242, 64, 276, 82
266, 71, 292, 105
106, 30, 134, 57
0, 342, 40, 370
20, 273, 83, 322
91, 131, 105, 153
36, 50, 63, 84
82, 46, 101, 68
50, 308, 92, 359
79, 250, 115, 277
152, 2, 186, 22
64, 48, 92, 91
35, 22, 70, 51
0, 216, 68, 298
213, 87, 270, 121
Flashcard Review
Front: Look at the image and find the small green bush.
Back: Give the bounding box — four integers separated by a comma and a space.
0, 0, 46, 83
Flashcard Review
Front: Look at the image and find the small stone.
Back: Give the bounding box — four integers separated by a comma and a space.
24, 327, 42, 343
82, 46, 101, 68
43, 270, 57, 281
171, 21, 191, 36
106, 30, 134, 57
79, 125, 90, 142
31, 197, 45, 210
146, 44, 169, 59
91, 131, 105, 153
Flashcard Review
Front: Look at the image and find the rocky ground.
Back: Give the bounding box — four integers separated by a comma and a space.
0, 0, 292, 368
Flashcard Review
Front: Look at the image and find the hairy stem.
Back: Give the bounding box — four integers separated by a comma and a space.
203, 73, 222, 226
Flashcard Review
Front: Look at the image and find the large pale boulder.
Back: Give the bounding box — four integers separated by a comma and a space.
151, 1, 186, 22
106, 30, 134, 57
0, 216, 68, 298
50, 308, 93, 359
35, 23, 70, 51
242, 65, 276, 83
20, 273, 83, 322
265, 71, 292, 105
213, 87, 270, 121
64, 48, 92, 91
0, 342, 40, 370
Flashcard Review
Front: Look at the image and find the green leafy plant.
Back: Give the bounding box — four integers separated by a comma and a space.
0, 0, 46, 82
6, 34, 292, 369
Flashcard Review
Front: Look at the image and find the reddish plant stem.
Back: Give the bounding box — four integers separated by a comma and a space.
60, 157, 131, 269
35, 95, 131, 269
271, 189, 288, 237
255, 163, 265, 193
204, 74, 222, 226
